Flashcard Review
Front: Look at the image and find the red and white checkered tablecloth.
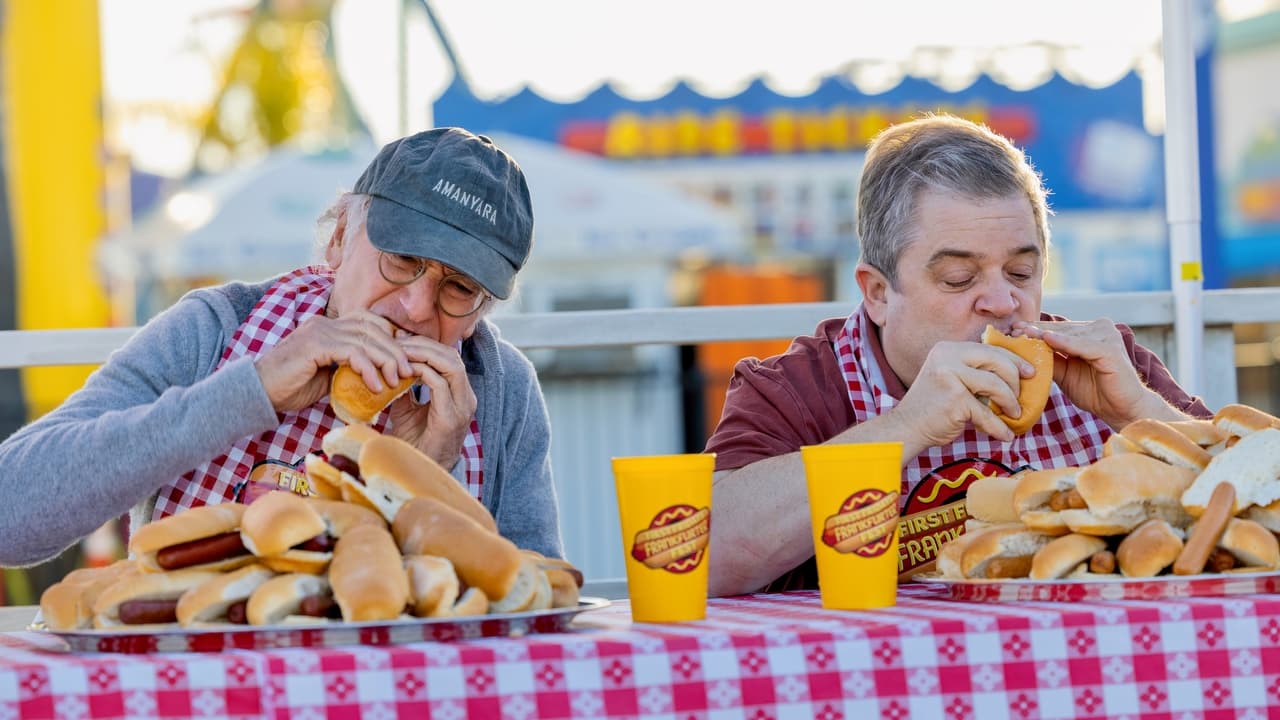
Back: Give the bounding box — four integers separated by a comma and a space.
4, 584, 1280, 719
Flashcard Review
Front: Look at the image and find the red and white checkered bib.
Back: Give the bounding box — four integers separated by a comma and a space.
151, 266, 484, 519
834, 308, 1110, 499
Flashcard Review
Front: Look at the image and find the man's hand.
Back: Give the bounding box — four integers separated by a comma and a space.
1014, 318, 1159, 429
255, 310, 412, 413
890, 340, 1031, 452
385, 336, 477, 470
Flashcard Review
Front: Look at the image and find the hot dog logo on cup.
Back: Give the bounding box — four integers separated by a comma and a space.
822, 489, 900, 557
630, 505, 711, 573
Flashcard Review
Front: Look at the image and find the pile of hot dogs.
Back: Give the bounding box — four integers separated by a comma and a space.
939, 403, 1280, 581
39, 426, 583, 631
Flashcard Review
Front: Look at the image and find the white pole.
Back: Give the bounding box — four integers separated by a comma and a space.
397, 0, 409, 137
1161, 0, 1204, 396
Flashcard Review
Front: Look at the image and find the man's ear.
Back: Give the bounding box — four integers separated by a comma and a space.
324, 211, 348, 268
856, 262, 890, 326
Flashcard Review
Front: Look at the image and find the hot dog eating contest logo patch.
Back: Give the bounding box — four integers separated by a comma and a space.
896, 458, 1018, 580
630, 505, 710, 573
822, 489, 899, 557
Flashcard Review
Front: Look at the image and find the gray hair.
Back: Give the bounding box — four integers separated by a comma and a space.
856, 114, 1052, 287
314, 191, 511, 315
315, 192, 371, 254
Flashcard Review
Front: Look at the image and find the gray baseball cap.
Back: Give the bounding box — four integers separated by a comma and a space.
354, 128, 534, 299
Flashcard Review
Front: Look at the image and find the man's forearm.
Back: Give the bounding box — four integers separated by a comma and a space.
707, 414, 914, 597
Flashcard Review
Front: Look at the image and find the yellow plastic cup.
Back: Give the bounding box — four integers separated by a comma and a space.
801, 442, 903, 610
612, 453, 715, 622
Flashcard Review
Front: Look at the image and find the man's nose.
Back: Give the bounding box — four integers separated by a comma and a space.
975, 279, 1020, 317
399, 274, 440, 322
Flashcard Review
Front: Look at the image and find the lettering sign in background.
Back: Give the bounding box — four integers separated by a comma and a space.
436, 72, 1180, 294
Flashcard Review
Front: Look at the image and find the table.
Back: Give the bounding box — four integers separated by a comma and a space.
1, 584, 1278, 718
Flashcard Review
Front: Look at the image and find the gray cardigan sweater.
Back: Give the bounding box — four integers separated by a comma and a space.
0, 278, 563, 566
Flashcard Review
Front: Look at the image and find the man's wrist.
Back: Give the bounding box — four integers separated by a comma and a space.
1113, 389, 1185, 431
838, 411, 920, 464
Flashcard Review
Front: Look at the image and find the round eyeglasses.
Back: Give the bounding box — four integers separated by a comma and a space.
377, 251, 491, 318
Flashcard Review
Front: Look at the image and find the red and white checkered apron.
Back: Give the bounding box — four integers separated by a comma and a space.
834, 307, 1110, 498
151, 266, 483, 519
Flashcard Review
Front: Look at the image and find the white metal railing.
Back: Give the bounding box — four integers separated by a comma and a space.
3, 288, 1278, 361
2, 289, 1276, 411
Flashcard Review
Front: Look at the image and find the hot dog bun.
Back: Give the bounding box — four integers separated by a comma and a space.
964, 474, 1022, 525
239, 491, 327, 558
245, 573, 332, 626
130, 503, 254, 573
1181, 428, 1280, 516
92, 567, 222, 629
544, 568, 581, 608
959, 525, 1054, 579
1030, 533, 1108, 580
329, 524, 409, 621
1212, 403, 1280, 438
404, 555, 460, 618
175, 563, 276, 626
1120, 419, 1212, 472
391, 497, 538, 613
1102, 433, 1144, 457
1218, 518, 1280, 569
356, 434, 497, 531
935, 527, 988, 579
305, 424, 383, 502
1011, 466, 1082, 534
1059, 453, 1196, 535
330, 364, 415, 426
980, 325, 1053, 435
1164, 420, 1229, 449
1115, 518, 1183, 577
520, 550, 583, 609
450, 587, 489, 617
1244, 499, 1280, 533
39, 560, 139, 630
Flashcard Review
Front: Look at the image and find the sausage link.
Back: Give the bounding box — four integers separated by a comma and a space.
295, 533, 336, 553
156, 532, 248, 570
1208, 548, 1237, 573
299, 593, 340, 618
226, 600, 249, 625
329, 455, 363, 484
1089, 550, 1117, 574
984, 556, 1033, 579
1174, 483, 1236, 575
1048, 489, 1086, 511
118, 599, 179, 625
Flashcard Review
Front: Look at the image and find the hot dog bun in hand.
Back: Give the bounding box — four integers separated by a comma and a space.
330, 364, 415, 425
981, 325, 1053, 435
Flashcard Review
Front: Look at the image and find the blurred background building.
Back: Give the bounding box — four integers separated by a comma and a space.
2, 0, 1280, 598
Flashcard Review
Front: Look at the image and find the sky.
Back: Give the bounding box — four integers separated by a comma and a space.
98, 0, 1276, 177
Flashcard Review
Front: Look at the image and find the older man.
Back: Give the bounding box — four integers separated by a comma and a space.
0, 128, 562, 566
705, 115, 1210, 596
